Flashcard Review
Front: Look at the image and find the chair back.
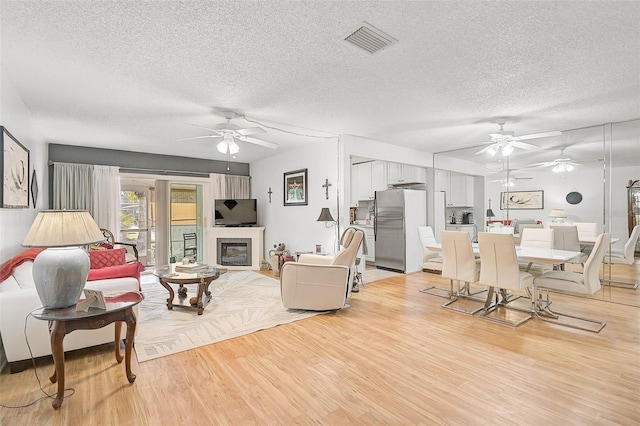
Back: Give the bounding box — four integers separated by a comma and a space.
551, 225, 581, 251
575, 222, 598, 241
417, 226, 437, 248
520, 228, 554, 249
332, 228, 364, 267
622, 225, 640, 263
583, 233, 611, 294
441, 231, 477, 283
488, 226, 514, 234
478, 232, 521, 290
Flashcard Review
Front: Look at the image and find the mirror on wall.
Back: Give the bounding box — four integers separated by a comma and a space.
434, 119, 639, 307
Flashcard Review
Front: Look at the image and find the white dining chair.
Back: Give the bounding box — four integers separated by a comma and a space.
488, 226, 514, 234
477, 232, 534, 326
518, 228, 555, 275
602, 225, 639, 289
532, 233, 611, 332
551, 225, 588, 267
440, 231, 484, 314
574, 222, 598, 241
417, 226, 444, 273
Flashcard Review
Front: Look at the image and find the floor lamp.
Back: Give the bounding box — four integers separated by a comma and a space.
317, 208, 339, 253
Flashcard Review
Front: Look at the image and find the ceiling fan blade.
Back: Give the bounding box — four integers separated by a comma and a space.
474, 143, 496, 155
186, 123, 223, 135
516, 130, 562, 141
509, 140, 540, 150
237, 127, 266, 136
176, 135, 222, 142
241, 136, 279, 149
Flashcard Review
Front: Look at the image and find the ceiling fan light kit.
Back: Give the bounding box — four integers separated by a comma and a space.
180, 109, 277, 156
475, 119, 561, 157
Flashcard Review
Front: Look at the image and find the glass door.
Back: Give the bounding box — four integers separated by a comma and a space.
119, 184, 155, 267
169, 183, 203, 263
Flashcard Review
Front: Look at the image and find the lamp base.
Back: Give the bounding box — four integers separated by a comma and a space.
33, 247, 90, 309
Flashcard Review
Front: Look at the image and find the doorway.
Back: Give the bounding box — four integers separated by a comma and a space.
169, 183, 203, 263
120, 183, 156, 267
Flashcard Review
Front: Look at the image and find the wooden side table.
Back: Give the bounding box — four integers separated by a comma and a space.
31, 292, 144, 409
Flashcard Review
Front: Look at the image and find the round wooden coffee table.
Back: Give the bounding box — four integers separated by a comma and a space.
154, 264, 226, 315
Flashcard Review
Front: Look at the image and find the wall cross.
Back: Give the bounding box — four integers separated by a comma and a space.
267, 187, 273, 203
322, 178, 332, 200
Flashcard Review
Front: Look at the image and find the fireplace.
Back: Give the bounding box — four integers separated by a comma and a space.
217, 238, 252, 266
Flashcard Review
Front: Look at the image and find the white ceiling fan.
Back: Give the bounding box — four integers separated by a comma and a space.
525, 148, 585, 173
475, 118, 562, 156
178, 110, 279, 154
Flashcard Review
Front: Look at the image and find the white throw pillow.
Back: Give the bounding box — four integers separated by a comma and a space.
13, 262, 35, 289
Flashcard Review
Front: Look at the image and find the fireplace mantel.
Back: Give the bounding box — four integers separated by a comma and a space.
204, 227, 265, 270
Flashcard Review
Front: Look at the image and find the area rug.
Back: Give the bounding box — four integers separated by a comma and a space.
135, 270, 329, 362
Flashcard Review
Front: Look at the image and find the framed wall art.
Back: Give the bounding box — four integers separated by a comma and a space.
500, 190, 544, 210
284, 168, 308, 206
1, 127, 30, 208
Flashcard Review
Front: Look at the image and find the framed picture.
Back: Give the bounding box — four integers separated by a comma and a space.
500, 190, 544, 210
1, 127, 30, 208
284, 168, 308, 206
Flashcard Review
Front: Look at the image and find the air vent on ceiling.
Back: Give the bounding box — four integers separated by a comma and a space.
343, 22, 398, 54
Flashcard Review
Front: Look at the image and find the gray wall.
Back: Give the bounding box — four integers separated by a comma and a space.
48, 143, 250, 208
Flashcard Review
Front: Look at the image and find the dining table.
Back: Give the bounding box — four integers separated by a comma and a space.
425, 242, 582, 266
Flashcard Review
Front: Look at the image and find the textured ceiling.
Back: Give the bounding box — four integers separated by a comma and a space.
1, 1, 639, 167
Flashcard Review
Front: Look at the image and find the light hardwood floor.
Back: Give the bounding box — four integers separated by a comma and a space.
0, 271, 639, 425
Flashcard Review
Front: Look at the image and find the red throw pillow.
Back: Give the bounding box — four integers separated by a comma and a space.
89, 248, 126, 269
87, 262, 144, 283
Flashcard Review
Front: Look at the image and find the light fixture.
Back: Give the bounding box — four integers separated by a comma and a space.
549, 209, 567, 223
217, 134, 240, 155
552, 162, 575, 173
487, 145, 499, 156
501, 143, 514, 156
22, 210, 104, 309
486, 199, 495, 219
317, 208, 339, 253
317, 208, 336, 224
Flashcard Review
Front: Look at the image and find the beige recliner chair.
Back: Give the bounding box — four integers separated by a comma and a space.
280, 227, 364, 311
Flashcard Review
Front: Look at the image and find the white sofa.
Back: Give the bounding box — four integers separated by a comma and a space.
0, 259, 141, 373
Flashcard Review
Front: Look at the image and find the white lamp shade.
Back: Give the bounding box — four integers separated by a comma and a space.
548, 209, 567, 219
22, 210, 104, 247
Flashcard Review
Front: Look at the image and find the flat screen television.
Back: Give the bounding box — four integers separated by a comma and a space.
214, 199, 258, 227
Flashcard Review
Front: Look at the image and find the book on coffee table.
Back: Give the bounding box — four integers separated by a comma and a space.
175, 263, 209, 273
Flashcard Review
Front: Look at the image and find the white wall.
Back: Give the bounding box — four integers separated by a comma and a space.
485, 165, 604, 226
0, 68, 47, 263
250, 139, 340, 260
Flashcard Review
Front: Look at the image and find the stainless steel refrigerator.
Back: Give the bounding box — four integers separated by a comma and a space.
374, 189, 427, 273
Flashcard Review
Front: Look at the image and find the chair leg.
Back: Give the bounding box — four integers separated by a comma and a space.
442, 280, 486, 315
531, 286, 606, 333
479, 286, 532, 327
420, 279, 454, 299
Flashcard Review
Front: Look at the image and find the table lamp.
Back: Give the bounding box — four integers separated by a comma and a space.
486, 199, 495, 219
549, 209, 567, 223
22, 210, 105, 309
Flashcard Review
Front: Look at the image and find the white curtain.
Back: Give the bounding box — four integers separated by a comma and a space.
92, 165, 120, 234
155, 180, 170, 266
53, 163, 93, 210
225, 175, 251, 198
209, 173, 226, 200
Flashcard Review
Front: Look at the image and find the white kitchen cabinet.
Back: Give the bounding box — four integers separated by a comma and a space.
437, 170, 474, 207
445, 224, 477, 241
371, 161, 388, 196
434, 169, 450, 193
362, 226, 375, 262
387, 163, 427, 185
351, 161, 387, 203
